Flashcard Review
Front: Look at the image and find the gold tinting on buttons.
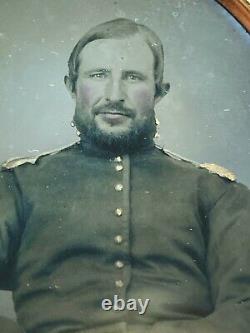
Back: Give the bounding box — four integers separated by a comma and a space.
115, 260, 124, 268
115, 280, 124, 288
115, 184, 123, 191
115, 164, 123, 172
114, 156, 122, 162
114, 235, 123, 244
115, 208, 123, 216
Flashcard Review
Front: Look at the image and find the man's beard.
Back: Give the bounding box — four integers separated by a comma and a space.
74, 103, 156, 154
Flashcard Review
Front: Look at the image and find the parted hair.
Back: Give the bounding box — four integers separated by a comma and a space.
66, 18, 169, 97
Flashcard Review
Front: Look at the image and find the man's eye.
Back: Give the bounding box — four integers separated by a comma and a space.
127, 74, 139, 81
126, 73, 144, 82
89, 73, 106, 79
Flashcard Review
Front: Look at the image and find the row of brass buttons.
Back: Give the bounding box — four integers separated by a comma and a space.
114, 156, 124, 288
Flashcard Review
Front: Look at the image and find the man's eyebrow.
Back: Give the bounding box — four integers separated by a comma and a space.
83, 68, 111, 75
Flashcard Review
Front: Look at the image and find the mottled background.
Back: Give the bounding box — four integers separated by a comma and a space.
0, 0, 249, 320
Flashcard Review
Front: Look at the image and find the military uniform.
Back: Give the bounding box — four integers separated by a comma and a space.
0, 141, 250, 333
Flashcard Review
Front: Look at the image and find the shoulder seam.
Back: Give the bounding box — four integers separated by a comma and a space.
156, 145, 236, 181
156, 144, 199, 166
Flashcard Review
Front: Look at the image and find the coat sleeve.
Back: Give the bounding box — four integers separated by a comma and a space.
0, 168, 23, 290
148, 180, 250, 333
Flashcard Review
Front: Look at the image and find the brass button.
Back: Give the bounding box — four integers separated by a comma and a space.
115, 280, 124, 288
115, 184, 123, 191
115, 164, 123, 172
114, 235, 123, 244
115, 208, 123, 216
114, 156, 122, 162
115, 260, 124, 269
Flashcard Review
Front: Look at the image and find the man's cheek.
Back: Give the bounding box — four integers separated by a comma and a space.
78, 83, 95, 105
133, 88, 155, 109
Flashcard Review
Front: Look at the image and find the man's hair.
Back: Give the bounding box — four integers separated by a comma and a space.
67, 18, 168, 97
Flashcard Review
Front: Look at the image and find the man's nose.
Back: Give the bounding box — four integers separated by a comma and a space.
105, 78, 125, 102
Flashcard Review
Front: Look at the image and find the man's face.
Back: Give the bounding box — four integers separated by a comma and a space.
72, 34, 157, 152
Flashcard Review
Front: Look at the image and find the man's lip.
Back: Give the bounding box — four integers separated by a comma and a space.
96, 111, 131, 125
96, 111, 130, 117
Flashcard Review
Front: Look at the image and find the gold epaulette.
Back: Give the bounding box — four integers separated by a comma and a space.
2, 156, 39, 169
199, 163, 236, 181
2, 142, 77, 170
157, 145, 236, 181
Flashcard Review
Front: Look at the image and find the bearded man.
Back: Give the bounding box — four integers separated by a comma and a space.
0, 18, 250, 333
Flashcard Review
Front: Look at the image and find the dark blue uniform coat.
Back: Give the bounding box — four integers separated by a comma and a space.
0, 142, 250, 333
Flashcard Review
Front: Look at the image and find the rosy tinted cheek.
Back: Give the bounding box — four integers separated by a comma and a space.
134, 88, 154, 107
78, 83, 95, 105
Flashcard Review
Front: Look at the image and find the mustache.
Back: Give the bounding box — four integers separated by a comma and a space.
93, 103, 135, 118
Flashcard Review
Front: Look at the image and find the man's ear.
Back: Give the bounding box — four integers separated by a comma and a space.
154, 82, 170, 104
64, 75, 76, 100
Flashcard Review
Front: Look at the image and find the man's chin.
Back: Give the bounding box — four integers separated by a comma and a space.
95, 126, 131, 138
91, 128, 133, 151
94, 114, 132, 134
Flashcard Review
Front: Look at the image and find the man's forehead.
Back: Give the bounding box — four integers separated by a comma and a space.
78, 35, 154, 73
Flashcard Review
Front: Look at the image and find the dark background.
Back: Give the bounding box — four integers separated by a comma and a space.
0, 0, 249, 319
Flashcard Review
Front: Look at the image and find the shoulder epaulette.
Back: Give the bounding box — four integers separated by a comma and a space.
2, 142, 78, 170
2, 156, 39, 169
157, 145, 236, 181
199, 163, 236, 181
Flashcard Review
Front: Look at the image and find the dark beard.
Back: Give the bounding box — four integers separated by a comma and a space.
74, 111, 156, 155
